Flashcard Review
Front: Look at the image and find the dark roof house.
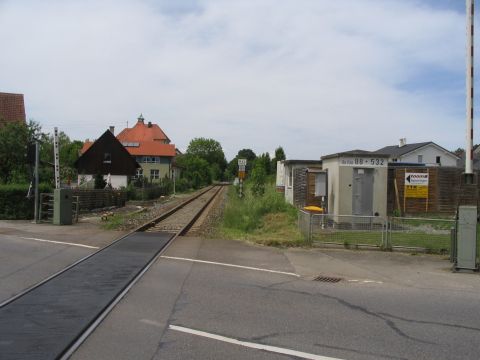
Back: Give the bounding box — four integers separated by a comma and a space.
75, 129, 139, 176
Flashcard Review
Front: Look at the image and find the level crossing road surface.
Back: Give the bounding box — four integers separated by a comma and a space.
70, 236, 480, 360
0, 232, 173, 360
0, 222, 123, 303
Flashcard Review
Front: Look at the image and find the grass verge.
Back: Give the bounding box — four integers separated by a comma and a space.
215, 183, 305, 247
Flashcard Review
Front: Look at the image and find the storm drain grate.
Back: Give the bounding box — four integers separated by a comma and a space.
313, 275, 343, 283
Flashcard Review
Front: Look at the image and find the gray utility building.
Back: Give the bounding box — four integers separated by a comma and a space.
321, 150, 389, 217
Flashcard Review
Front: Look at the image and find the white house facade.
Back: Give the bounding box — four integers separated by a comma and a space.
376, 140, 459, 167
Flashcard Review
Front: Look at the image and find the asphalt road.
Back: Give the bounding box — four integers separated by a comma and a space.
0, 220, 123, 303
70, 236, 480, 360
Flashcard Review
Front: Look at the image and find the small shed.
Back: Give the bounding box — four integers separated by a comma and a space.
276, 160, 323, 207
75, 129, 139, 188
321, 150, 389, 217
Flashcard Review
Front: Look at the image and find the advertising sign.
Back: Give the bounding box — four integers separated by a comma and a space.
404, 172, 428, 199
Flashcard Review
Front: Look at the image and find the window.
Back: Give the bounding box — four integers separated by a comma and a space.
314, 173, 327, 197
134, 168, 143, 179
436, 156, 441, 164
150, 169, 160, 180
103, 153, 111, 163
392, 158, 397, 162
417, 155, 423, 163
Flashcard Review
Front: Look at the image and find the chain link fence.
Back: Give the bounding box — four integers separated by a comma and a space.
299, 211, 387, 249
388, 217, 455, 254
299, 210, 456, 253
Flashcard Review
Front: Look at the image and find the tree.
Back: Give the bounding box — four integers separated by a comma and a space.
250, 161, 267, 197
254, 152, 271, 175
0, 120, 41, 184
226, 148, 257, 179
186, 138, 227, 180
271, 146, 286, 174
176, 154, 212, 189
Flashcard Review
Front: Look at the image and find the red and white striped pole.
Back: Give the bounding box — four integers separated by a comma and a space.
466, 0, 475, 182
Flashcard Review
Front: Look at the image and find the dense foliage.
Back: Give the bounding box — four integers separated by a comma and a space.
0, 121, 83, 186
0, 183, 52, 219
175, 137, 227, 189
126, 178, 173, 200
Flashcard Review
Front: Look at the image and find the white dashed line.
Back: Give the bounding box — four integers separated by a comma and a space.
160, 256, 300, 277
20, 237, 99, 249
347, 279, 383, 284
169, 325, 344, 360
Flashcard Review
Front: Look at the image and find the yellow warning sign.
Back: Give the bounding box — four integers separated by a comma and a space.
405, 185, 428, 198
238, 171, 246, 180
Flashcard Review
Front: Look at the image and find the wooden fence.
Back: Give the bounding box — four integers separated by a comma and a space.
387, 167, 480, 215
71, 189, 127, 212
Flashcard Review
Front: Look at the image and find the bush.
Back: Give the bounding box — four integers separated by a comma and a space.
126, 178, 173, 200
0, 183, 53, 219
222, 181, 296, 233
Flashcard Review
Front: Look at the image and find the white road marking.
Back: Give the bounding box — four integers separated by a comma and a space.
169, 325, 344, 360
20, 237, 99, 249
161, 256, 300, 277
347, 279, 383, 284
140, 319, 163, 327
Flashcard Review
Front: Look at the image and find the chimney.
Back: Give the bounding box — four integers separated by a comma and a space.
148, 121, 152, 128
399, 138, 407, 147
137, 113, 144, 123
109, 126, 115, 134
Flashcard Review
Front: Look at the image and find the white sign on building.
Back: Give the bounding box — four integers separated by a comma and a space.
405, 172, 429, 186
339, 157, 387, 168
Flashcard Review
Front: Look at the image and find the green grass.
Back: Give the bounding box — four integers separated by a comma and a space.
100, 209, 146, 230
216, 183, 304, 247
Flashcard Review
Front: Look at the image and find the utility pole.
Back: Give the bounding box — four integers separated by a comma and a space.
54, 127, 60, 189
466, 0, 475, 184
34, 140, 40, 223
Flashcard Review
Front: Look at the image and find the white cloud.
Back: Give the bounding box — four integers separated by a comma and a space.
0, 0, 471, 159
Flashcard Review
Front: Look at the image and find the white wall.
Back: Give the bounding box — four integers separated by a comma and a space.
396, 144, 458, 166
276, 161, 285, 187
77, 174, 128, 189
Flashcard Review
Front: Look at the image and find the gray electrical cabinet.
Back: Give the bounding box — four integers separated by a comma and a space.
455, 206, 478, 271
53, 188, 73, 225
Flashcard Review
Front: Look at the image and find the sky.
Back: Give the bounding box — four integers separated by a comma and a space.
0, 0, 476, 160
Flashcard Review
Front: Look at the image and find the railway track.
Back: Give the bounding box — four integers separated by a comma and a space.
0, 185, 225, 360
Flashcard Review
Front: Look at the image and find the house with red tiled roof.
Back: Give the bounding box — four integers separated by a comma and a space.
81, 114, 177, 182
0, 92, 26, 127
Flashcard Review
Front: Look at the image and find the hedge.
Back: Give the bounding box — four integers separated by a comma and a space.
0, 183, 53, 220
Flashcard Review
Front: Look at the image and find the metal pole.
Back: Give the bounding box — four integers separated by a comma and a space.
54, 127, 60, 189
173, 168, 176, 196
34, 141, 40, 223
466, 0, 475, 183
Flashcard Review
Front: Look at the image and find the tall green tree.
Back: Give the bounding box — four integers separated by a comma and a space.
271, 146, 286, 173
226, 148, 257, 179
176, 154, 212, 189
254, 152, 271, 176
186, 138, 227, 180
0, 120, 42, 184
249, 161, 267, 197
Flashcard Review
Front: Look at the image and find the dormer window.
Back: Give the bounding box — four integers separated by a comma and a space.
104, 153, 112, 163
